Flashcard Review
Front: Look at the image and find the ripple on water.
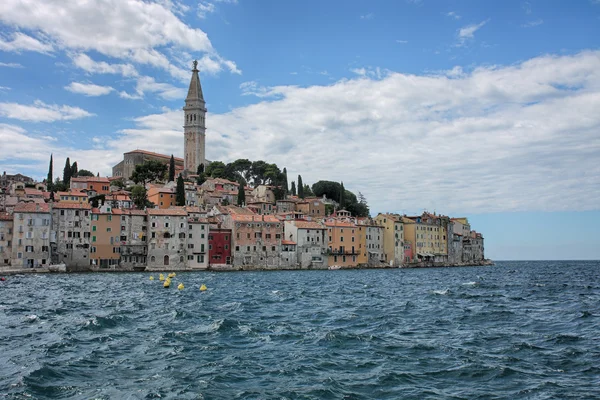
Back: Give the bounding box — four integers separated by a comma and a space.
1, 262, 600, 399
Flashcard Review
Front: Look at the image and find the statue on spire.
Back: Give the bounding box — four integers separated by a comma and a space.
192, 60, 198, 70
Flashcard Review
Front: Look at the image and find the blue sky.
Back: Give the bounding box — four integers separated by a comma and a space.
1, 0, 599, 260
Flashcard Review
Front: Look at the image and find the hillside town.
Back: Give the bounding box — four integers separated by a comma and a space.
0, 61, 488, 273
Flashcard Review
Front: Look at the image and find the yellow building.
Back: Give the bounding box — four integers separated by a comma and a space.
90, 204, 121, 268
148, 186, 176, 209
325, 220, 365, 267
374, 213, 404, 266
56, 190, 88, 204
403, 213, 447, 263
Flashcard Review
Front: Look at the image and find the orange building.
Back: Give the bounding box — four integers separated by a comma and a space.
148, 186, 176, 209
325, 220, 366, 267
70, 176, 111, 195
90, 204, 121, 268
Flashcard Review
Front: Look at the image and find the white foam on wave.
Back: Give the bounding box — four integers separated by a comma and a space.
462, 281, 479, 286
26, 314, 38, 322
432, 289, 450, 295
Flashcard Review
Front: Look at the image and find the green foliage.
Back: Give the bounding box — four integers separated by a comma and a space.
176, 175, 185, 206
111, 178, 126, 189
325, 204, 335, 216
47, 154, 53, 191
298, 175, 304, 198
131, 160, 168, 185
77, 169, 95, 177
63, 157, 71, 186
237, 182, 246, 206
291, 181, 296, 196
52, 181, 68, 192
273, 186, 286, 201
303, 184, 314, 197
70, 161, 78, 178
222, 198, 230, 206
131, 185, 152, 209
168, 155, 176, 182
312, 180, 341, 200
282, 168, 288, 194
339, 182, 345, 209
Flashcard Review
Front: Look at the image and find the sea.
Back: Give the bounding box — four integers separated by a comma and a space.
0, 260, 599, 399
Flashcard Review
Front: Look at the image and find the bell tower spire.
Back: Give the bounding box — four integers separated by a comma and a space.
183, 60, 206, 173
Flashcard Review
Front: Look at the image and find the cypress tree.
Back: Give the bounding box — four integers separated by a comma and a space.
175, 175, 185, 206
237, 182, 246, 206
298, 175, 304, 198
283, 167, 289, 194
63, 157, 71, 186
47, 154, 53, 191
169, 154, 175, 182
339, 181, 345, 209
291, 181, 296, 196
70, 161, 78, 178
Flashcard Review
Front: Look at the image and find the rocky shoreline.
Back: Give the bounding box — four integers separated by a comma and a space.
0, 259, 494, 275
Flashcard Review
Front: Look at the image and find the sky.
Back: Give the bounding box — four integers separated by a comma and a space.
0, 0, 599, 260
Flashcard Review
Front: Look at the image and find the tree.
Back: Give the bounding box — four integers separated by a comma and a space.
312, 180, 342, 200
111, 178, 126, 189
47, 154, 53, 191
196, 163, 206, 186
77, 169, 95, 177
291, 181, 296, 196
282, 167, 289, 194
70, 161, 78, 178
176, 175, 185, 206
168, 154, 175, 182
63, 157, 71, 186
130, 160, 168, 185
298, 175, 304, 198
89, 194, 106, 208
237, 182, 245, 206
339, 182, 345, 209
303, 184, 314, 197
131, 185, 152, 209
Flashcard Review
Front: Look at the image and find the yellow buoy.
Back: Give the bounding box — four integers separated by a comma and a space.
177, 283, 184, 290
164, 279, 171, 288
159, 274, 164, 281
149, 276, 154, 281
168, 272, 176, 279
200, 284, 207, 291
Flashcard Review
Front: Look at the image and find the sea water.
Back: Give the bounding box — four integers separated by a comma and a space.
0, 260, 599, 399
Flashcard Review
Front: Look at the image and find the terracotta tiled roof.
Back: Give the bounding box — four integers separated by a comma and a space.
52, 203, 92, 209
23, 188, 43, 196
292, 220, 326, 229
124, 149, 184, 162
147, 208, 188, 216
231, 214, 280, 222
112, 209, 146, 216
324, 221, 356, 228
281, 240, 296, 245
71, 176, 110, 184
188, 217, 209, 223
13, 203, 50, 213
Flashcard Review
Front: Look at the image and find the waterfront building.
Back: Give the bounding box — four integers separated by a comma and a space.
225, 214, 283, 268
90, 204, 121, 268
11, 203, 51, 268
146, 208, 189, 270
113, 209, 147, 270
208, 227, 232, 266
374, 213, 404, 266
284, 220, 327, 269
187, 217, 209, 269
0, 212, 13, 268
325, 220, 361, 268
463, 231, 485, 263
51, 202, 92, 269
183, 60, 207, 173
447, 219, 464, 264
361, 222, 385, 266
421, 212, 448, 263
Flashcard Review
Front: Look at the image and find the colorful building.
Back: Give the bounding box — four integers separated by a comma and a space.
226, 214, 283, 268
208, 228, 232, 266
90, 204, 121, 268
325, 220, 363, 268
148, 186, 176, 209
0, 212, 14, 268
374, 213, 404, 266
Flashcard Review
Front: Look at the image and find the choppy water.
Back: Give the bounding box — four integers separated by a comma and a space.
1, 261, 599, 399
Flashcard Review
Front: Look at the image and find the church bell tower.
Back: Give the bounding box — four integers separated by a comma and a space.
183, 60, 206, 173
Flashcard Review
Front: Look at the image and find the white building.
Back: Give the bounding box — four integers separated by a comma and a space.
187, 217, 209, 269
11, 203, 51, 268
51, 203, 92, 269
146, 208, 189, 270
284, 220, 327, 269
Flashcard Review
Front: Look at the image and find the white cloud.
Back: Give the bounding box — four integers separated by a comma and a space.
350, 66, 387, 79
457, 19, 489, 46
522, 19, 544, 28
118, 91, 144, 100
0, 32, 53, 54
447, 11, 461, 19
522, 1, 532, 14
65, 82, 115, 97
198, 2, 216, 18
3, 51, 600, 215
71, 53, 139, 77
134, 76, 186, 100
396, 40, 409, 44
0, 100, 94, 122
0, 0, 239, 78
0, 61, 24, 68
360, 13, 375, 20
